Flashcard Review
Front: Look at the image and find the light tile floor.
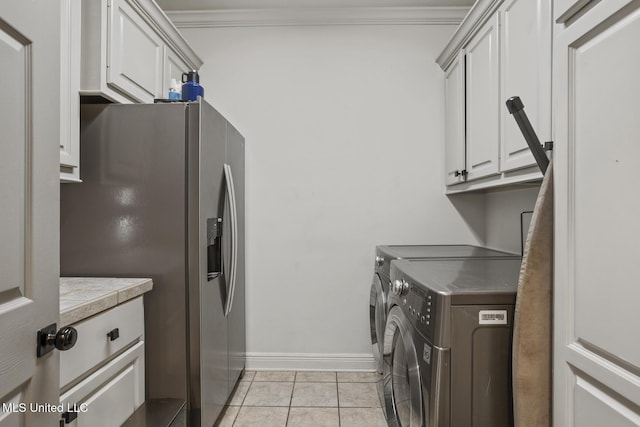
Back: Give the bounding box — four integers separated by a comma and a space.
215, 371, 387, 427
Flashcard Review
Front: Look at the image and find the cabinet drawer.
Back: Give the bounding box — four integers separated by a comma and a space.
60, 342, 145, 427
60, 297, 144, 388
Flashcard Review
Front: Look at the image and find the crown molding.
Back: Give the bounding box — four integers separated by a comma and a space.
435, 0, 503, 70
128, 0, 203, 68
167, 6, 469, 28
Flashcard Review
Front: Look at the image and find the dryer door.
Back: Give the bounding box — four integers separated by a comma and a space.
369, 273, 387, 373
384, 306, 424, 427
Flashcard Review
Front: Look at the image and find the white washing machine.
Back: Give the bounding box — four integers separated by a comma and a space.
369, 245, 520, 413
382, 258, 522, 427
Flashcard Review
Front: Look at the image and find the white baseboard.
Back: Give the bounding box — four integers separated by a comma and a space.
245, 352, 376, 372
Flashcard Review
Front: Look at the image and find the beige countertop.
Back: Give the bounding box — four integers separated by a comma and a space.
60, 277, 153, 325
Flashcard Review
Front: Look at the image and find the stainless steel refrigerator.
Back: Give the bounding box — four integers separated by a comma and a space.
60, 99, 245, 427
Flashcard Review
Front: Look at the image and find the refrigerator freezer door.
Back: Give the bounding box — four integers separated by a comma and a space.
187, 100, 229, 427
226, 121, 246, 389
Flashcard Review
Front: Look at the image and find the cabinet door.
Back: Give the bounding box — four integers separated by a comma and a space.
108, 0, 163, 103
444, 51, 466, 185
465, 15, 500, 181
499, 0, 551, 172
555, 0, 594, 23
61, 342, 145, 427
554, 2, 640, 426
164, 47, 188, 97
60, 0, 81, 182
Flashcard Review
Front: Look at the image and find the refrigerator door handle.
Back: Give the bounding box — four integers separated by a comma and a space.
223, 163, 238, 317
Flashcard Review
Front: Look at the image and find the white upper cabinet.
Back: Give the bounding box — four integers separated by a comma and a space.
499, 0, 552, 173
80, 0, 202, 104
108, 0, 164, 102
465, 15, 500, 181
444, 51, 466, 186
60, 0, 82, 182
62, 0, 202, 182
165, 46, 189, 95
437, 0, 550, 192
555, 0, 592, 23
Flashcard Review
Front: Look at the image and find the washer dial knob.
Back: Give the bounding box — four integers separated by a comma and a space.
375, 256, 385, 267
392, 279, 409, 296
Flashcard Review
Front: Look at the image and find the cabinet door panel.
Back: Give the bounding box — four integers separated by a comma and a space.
61, 342, 145, 427
60, 0, 81, 182
500, 0, 552, 172
554, 1, 640, 425
164, 47, 188, 97
555, 0, 595, 23
465, 15, 500, 181
444, 52, 466, 185
108, 0, 163, 103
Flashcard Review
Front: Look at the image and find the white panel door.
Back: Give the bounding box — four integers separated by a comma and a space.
444, 51, 466, 185
465, 15, 500, 181
108, 0, 163, 103
554, 1, 640, 425
0, 1, 61, 426
499, 0, 552, 172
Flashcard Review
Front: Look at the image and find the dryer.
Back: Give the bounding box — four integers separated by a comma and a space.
383, 258, 521, 427
369, 245, 519, 411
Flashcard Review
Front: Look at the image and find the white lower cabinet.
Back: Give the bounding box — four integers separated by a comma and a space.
60, 343, 144, 427
59, 298, 145, 426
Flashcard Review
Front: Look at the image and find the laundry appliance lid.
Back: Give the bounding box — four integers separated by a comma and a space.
391, 258, 522, 305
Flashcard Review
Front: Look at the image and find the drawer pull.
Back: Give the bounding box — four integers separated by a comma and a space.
62, 410, 78, 424
107, 328, 120, 341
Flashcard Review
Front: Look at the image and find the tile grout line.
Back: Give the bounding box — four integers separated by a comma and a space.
231, 373, 253, 427
336, 374, 341, 427
284, 372, 297, 426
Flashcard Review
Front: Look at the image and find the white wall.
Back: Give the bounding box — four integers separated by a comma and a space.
180, 21, 484, 369
483, 186, 540, 254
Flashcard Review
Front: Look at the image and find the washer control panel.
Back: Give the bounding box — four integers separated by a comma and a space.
400, 279, 437, 339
